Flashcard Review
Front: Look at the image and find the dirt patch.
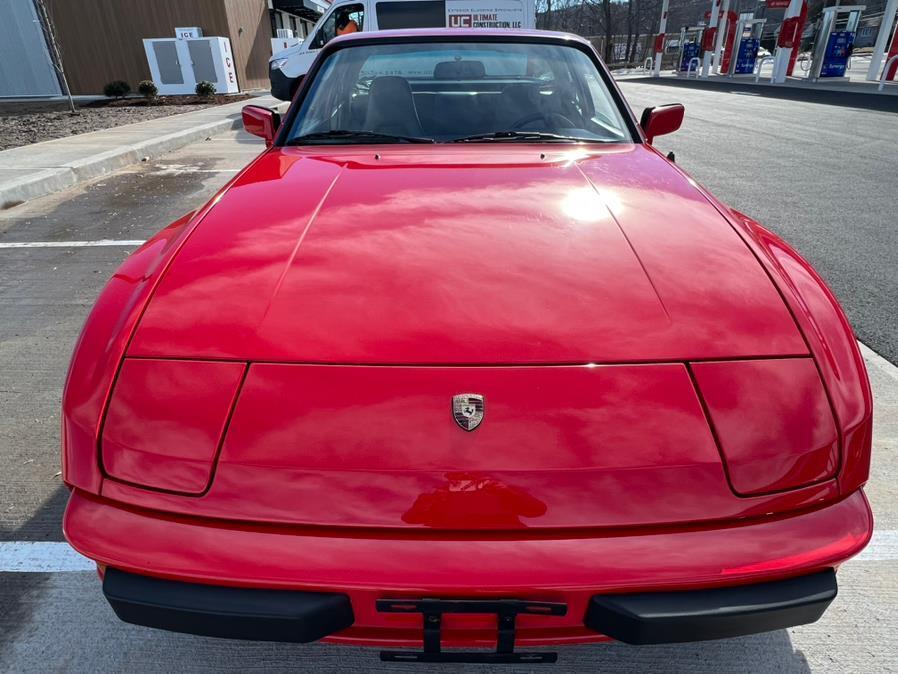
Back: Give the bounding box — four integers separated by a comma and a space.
82, 93, 252, 108
0, 94, 253, 151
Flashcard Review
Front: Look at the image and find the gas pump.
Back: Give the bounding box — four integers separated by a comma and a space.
809, 5, 865, 80
677, 25, 705, 74
727, 16, 766, 76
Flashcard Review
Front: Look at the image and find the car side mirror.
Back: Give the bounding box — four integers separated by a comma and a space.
640, 104, 685, 145
242, 105, 281, 147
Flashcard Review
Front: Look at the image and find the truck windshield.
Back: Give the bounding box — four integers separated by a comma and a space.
285, 41, 633, 144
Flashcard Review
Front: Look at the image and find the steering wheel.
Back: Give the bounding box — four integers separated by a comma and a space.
511, 112, 576, 130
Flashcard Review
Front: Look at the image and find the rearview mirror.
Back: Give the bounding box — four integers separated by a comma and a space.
640, 104, 685, 145
242, 105, 281, 147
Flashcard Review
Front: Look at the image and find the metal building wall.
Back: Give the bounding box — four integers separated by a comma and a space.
44, 0, 272, 95
0, 0, 62, 97
224, 0, 278, 90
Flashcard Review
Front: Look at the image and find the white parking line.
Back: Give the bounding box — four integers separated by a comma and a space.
856, 530, 898, 562
1, 531, 895, 573
0, 240, 145, 249
0, 542, 94, 572
860, 342, 898, 383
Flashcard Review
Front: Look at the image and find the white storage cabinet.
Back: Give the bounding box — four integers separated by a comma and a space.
143, 36, 239, 95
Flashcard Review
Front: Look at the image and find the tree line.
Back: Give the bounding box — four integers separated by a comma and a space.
536, 0, 671, 64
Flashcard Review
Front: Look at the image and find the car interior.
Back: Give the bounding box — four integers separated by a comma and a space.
288, 44, 632, 143
356, 67, 585, 138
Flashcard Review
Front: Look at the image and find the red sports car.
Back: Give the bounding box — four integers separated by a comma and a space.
63, 29, 872, 663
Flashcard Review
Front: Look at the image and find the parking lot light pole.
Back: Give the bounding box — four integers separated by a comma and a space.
653, 0, 670, 77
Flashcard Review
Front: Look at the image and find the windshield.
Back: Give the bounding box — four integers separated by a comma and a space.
285, 41, 634, 144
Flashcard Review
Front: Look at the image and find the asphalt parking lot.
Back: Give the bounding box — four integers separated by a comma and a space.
1, 82, 896, 672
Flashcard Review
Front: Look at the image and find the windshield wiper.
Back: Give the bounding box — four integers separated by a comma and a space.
286, 130, 435, 145
450, 131, 597, 143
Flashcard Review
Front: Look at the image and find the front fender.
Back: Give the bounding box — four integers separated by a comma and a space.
728, 210, 873, 495
61, 149, 271, 494
61, 213, 197, 492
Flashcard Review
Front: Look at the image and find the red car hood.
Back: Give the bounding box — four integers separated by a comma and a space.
129, 144, 805, 363
109, 145, 827, 530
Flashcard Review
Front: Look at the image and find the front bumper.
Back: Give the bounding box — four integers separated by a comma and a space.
103, 566, 837, 647
65, 489, 872, 647
269, 65, 297, 102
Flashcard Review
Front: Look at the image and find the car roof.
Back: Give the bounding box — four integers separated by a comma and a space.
329, 27, 593, 48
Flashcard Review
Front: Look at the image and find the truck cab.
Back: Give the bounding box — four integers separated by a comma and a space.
269, 0, 536, 100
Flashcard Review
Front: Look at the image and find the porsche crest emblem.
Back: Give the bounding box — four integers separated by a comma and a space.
452, 394, 485, 431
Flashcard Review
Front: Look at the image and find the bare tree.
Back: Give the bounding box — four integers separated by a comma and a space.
33, 0, 76, 114
625, 0, 635, 63
539, 0, 669, 65
630, 0, 659, 64
601, 0, 614, 61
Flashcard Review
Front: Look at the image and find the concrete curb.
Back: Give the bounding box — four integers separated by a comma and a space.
0, 97, 289, 209
614, 72, 898, 92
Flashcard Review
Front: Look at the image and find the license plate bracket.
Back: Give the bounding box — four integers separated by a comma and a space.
377, 598, 567, 664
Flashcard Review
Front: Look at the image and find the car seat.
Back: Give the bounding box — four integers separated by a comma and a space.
364, 76, 424, 137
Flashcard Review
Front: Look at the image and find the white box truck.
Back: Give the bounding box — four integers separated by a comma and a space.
269, 0, 536, 100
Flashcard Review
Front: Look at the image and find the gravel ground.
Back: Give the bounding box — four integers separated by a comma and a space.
0, 96, 252, 151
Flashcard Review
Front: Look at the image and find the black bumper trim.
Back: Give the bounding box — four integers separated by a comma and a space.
103, 568, 354, 642
586, 569, 837, 644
